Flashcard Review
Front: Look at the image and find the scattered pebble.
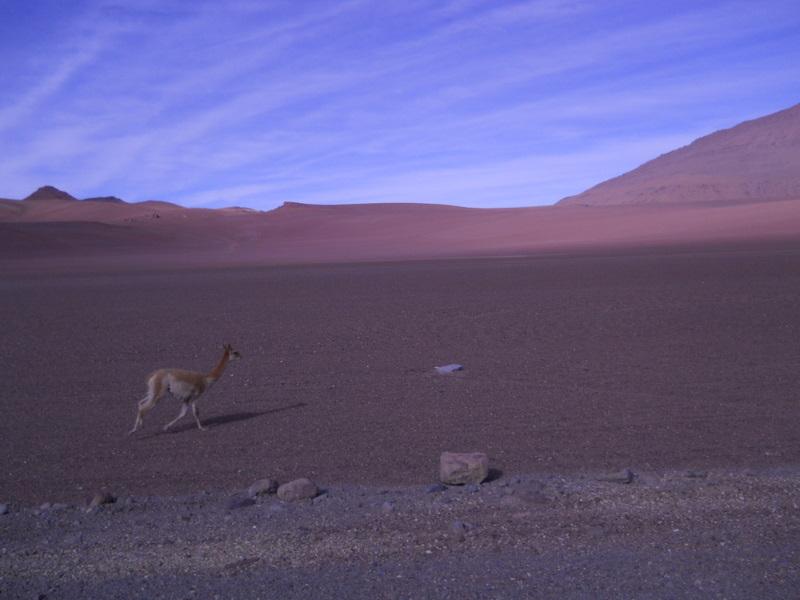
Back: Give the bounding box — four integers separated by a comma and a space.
226, 495, 256, 510
0, 503, 8, 515
381, 501, 395, 514
686, 470, 708, 479
434, 364, 464, 374
277, 478, 319, 502
425, 483, 447, 494
248, 478, 279, 498
86, 492, 116, 512
596, 468, 635, 484
450, 520, 469, 541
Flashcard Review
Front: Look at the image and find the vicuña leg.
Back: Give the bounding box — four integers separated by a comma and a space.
163, 401, 189, 431
191, 402, 207, 431
129, 383, 164, 435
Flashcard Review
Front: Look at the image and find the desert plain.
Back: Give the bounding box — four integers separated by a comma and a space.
3, 236, 800, 597
3, 241, 800, 504
3, 104, 800, 598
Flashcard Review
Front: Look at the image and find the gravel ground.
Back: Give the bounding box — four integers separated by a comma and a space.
2, 468, 799, 598
3, 246, 800, 597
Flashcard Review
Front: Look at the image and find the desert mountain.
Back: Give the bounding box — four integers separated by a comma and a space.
83, 195, 125, 203
4, 99, 800, 269
559, 103, 800, 206
23, 185, 78, 202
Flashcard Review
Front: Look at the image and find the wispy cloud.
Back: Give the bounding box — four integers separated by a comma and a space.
0, 0, 797, 206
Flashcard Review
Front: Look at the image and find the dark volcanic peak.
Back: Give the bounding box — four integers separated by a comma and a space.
559, 102, 800, 206
83, 195, 125, 203
23, 185, 77, 202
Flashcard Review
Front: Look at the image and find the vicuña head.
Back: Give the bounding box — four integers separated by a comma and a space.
128, 343, 241, 435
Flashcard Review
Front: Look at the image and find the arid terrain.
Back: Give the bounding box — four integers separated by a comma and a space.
3, 247, 800, 505
2, 244, 800, 597
3, 103, 800, 597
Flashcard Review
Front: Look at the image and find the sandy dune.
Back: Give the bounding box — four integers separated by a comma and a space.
3, 192, 800, 268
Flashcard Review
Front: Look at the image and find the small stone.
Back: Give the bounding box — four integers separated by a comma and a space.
247, 479, 279, 498
425, 483, 447, 494
277, 478, 318, 502
440, 451, 489, 485
465, 484, 481, 493
596, 469, 635, 484
381, 501, 395, 514
434, 364, 464, 374
223, 557, 260, 573
226, 495, 256, 510
686, 470, 708, 479
39, 503, 52, 511
86, 492, 116, 511
450, 520, 469, 541
498, 495, 527, 508
0, 503, 8, 515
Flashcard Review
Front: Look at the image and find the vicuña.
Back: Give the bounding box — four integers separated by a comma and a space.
129, 343, 241, 434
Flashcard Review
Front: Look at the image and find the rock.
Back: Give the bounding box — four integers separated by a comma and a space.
277, 478, 318, 502
498, 495, 527, 508
450, 520, 469, 541
686, 470, 708, 479
425, 483, 447, 494
435, 364, 464, 374
223, 557, 261, 574
0, 503, 8, 515
247, 478, 279, 498
596, 469, 636, 484
381, 501, 395, 514
227, 495, 256, 510
465, 484, 481, 493
86, 492, 116, 511
439, 452, 489, 485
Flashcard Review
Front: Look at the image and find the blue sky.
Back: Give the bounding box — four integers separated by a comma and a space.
0, 0, 798, 209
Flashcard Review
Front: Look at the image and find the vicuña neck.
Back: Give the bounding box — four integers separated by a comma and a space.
208, 350, 230, 381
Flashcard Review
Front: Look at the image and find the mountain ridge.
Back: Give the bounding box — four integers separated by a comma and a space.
559, 103, 800, 206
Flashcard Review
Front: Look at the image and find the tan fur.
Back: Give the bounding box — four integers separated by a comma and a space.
128, 344, 241, 434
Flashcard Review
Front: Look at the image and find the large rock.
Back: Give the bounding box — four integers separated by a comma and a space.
277, 478, 318, 502
439, 452, 489, 485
